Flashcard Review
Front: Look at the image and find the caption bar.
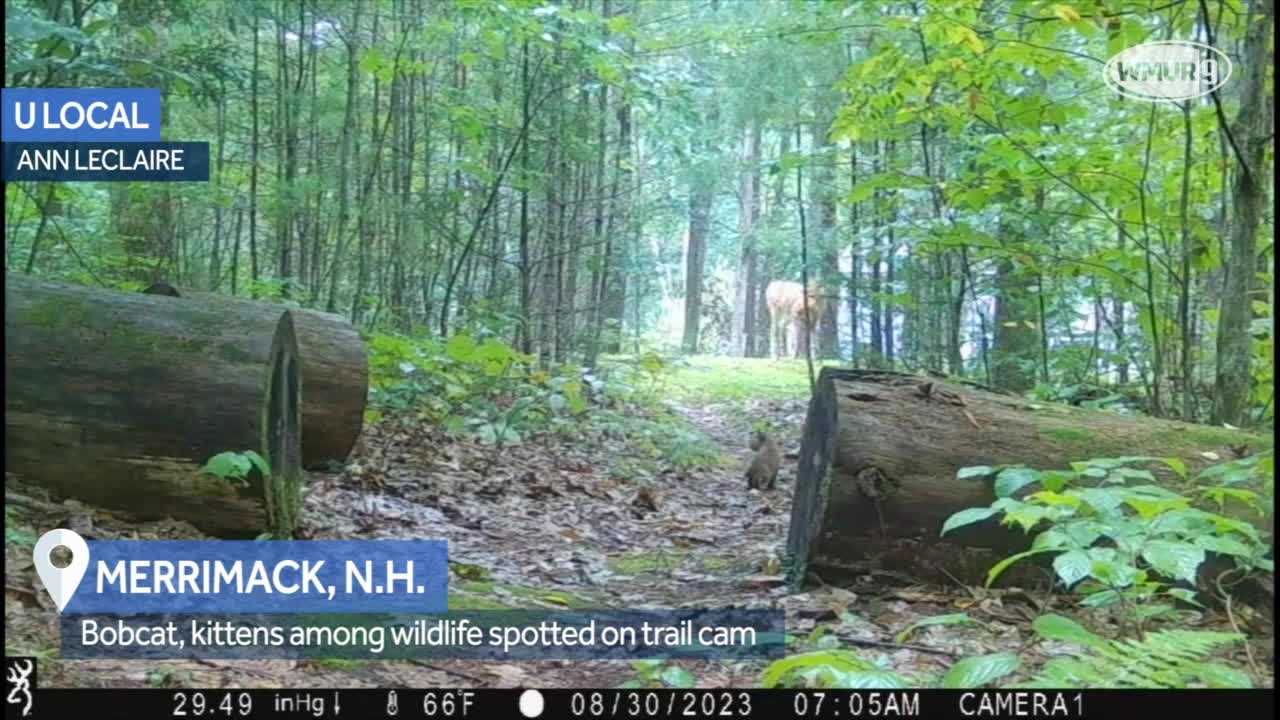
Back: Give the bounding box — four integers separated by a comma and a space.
61, 609, 786, 660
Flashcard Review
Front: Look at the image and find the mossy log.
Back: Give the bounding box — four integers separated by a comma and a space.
143, 281, 368, 469
786, 368, 1273, 588
5, 274, 303, 538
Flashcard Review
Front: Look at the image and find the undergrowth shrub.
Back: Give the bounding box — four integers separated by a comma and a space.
943, 452, 1274, 632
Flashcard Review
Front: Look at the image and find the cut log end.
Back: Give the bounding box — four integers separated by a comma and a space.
260, 312, 304, 538
5, 274, 307, 538
141, 282, 368, 470
785, 368, 840, 584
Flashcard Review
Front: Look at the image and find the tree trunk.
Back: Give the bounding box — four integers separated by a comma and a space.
869, 142, 883, 363
992, 253, 1037, 393
142, 282, 367, 470
603, 81, 631, 354
732, 121, 761, 357
517, 38, 533, 355
683, 199, 711, 355
1213, 0, 1273, 426
325, 0, 361, 313
786, 368, 1272, 587
5, 274, 303, 538
848, 142, 861, 366
813, 117, 840, 360
249, 5, 261, 288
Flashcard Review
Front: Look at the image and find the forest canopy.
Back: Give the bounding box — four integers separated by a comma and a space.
4, 0, 1275, 427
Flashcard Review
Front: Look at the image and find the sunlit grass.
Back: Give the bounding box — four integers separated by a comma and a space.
662, 355, 839, 404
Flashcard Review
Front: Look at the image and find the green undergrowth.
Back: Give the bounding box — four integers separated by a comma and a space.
364, 332, 724, 474
943, 450, 1274, 637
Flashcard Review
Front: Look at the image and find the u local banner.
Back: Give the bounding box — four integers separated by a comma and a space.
1, 86, 208, 181
1, 88, 161, 142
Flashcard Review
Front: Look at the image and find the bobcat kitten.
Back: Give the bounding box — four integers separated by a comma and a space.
745, 430, 780, 490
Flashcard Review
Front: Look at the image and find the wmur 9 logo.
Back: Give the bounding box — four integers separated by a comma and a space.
1103, 41, 1232, 102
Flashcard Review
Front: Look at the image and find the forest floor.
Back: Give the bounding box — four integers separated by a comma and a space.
5, 356, 1274, 690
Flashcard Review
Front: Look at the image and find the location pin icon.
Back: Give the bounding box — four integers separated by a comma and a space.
34, 529, 90, 613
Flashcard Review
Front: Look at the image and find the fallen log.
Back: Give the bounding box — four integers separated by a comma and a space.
785, 368, 1273, 589
142, 281, 368, 469
5, 274, 304, 538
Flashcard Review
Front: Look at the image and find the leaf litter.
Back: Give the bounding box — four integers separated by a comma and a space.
4, 389, 1271, 689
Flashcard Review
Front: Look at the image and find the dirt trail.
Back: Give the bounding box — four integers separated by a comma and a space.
10, 388, 1270, 690
6, 395, 809, 689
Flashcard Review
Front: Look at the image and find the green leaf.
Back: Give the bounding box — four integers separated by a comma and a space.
1140, 541, 1205, 584
201, 451, 252, 480
1162, 457, 1188, 480
244, 450, 271, 478
444, 332, 479, 361
1031, 614, 1108, 650
1064, 521, 1106, 548
1111, 467, 1156, 482
1205, 513, 1262, 543
1079, 487, 1125, 514
444, 416, 466, 435
941, 507, 998, 535
1001, 504, 1052, 532
1124, 496, 1189, 519
1086, 547, 1140, 587
760, 650, 875, 688
1028, 490, 1081, 508
1200, 486, 1263, 512
940, 652, 1020, 689
1039, 470, 1077, 492
606, 14, 633, 33
894, 614, 974, 643
985, 548, 1053, 587
995, 467, 1041, 498
1081, 457, 1127, 470
1032, 528, 1069, 550
957, 465, 997, 480
659, 666, 696, 688
1053, 550, 1092, 586
593, 56, 623, 85
1133, 603, 1177, 621
1193, 535, 1254, 557
1194, 663, 1253, 688
1080, 589, 1120, 607
1148, 508, 1209, 535
837, 670, 911, 688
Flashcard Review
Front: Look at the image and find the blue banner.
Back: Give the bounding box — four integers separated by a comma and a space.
64, 540, 449, 615
2, 141, 209, 182
2, 87, 162, 141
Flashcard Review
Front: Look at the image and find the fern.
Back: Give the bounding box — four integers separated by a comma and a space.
1018, 614, 1251, 688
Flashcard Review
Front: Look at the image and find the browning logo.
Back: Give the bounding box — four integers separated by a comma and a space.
4, 657, 35, 719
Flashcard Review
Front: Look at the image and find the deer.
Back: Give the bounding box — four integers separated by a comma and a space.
765, 280, 824, 359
